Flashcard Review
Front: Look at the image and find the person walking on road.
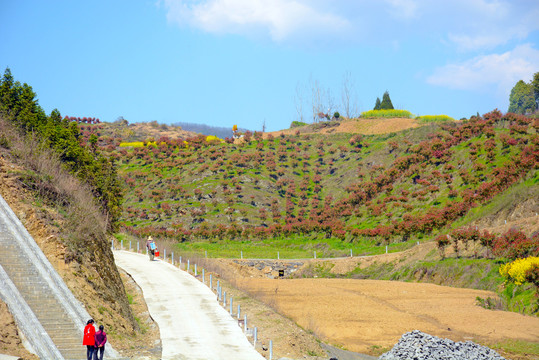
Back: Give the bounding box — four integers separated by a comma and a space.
93, 324, 107, 360
83, 319, 95, 360
146, 236, 157, 261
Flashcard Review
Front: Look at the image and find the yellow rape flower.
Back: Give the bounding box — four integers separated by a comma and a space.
500, 257, 539, 285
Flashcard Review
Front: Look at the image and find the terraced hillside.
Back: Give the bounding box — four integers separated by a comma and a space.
91, 110, 538, 257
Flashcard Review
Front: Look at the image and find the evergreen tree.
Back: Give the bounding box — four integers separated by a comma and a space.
373, 97, 381, 110
0, 67, 123, 230
508, 80, 536, 114
380, 91, 394, 110
532, 72, 539, 108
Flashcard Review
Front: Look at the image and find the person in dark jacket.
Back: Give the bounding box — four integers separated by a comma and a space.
93, 324, 107, 360
83, 319, 95, 360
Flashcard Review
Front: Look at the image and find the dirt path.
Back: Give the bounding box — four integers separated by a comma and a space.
237, 278, 539, 355
114, 250, 264, 360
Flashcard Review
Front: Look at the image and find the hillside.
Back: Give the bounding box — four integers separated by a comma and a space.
74, 118, 199, 147
93, 111, 538, 258
267, 117, 422, 137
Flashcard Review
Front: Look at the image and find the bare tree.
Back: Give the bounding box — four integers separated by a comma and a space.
310, 77, 323, 123
294, 82, 305, 124
325, 87, 336, 119
341, 71, 358, 118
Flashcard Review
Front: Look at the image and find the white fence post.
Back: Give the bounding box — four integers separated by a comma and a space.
164, 248, 166, 261
210, 274, 213, 290
121, 240, 123, 250
129, 241, 131, 251
137, 241, 139, 253
111, 239, 114, 250
202, 268, 205, 283
269, 340, 273, 360
253, 327, 257, 347
237, 304, 241, 319
172, 252, 174, 265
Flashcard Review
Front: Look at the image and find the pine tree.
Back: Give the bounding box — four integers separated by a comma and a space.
373, 97, 381, 110
380, 91, 394, 110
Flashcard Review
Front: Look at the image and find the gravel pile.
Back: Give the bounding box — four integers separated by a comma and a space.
379, 330, 506, 360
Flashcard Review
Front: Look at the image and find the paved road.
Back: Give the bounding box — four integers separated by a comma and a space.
114, 250, 264, 360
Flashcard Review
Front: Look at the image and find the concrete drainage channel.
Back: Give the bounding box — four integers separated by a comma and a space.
0, 194, 122, 360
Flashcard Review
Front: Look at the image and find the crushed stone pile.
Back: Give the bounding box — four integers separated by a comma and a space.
379, 330, 506, 360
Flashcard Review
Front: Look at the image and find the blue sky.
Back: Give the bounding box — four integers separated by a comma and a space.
1, 0, 538, 132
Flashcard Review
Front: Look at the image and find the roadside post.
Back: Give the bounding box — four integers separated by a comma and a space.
230, 297, 233, 315
129, 241, 131, 251
195, 263, 197, 276
202, 268, 205, 283
253, 327, 257, 347
269, 340, 273, 360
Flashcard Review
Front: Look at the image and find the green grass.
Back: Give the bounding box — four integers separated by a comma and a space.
167, 234, 422, 260
492, 339, 539, 357
360, 109, 414, 118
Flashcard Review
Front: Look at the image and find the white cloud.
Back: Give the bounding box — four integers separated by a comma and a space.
159, 0, 539, 50
427, 44, 539, 94
445, 0, 539, 51
384, 0, 418, 19
161, 0, 351, 42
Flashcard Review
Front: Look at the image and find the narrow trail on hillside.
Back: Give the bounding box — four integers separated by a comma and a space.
114, 250, 264, 360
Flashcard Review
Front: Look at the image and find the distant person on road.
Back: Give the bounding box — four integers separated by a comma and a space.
83, 319, 95, 360
93, 324, 107, 360
146, 236, 157, 261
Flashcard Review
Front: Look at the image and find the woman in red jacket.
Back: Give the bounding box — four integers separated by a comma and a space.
83, 319, 95, 360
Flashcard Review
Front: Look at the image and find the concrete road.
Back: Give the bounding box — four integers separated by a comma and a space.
114, 250, 265, 360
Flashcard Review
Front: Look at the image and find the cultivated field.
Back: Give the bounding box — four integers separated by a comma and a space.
237, 277, 539, 355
